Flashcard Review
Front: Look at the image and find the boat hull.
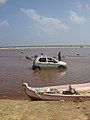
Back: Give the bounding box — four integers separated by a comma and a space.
25, 88, 41, 100
23, 83, 90, 101
40, 93, 90, 101
25, 86, 90, 101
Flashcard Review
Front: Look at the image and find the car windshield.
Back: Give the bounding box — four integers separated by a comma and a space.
39, 58, 46, 62
53, 59, 58, 63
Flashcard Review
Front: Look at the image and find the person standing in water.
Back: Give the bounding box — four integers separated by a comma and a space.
58, 52, 61, 61
41, 53, 43, 57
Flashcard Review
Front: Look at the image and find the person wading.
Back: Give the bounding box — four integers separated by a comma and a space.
58, 52, 61, 61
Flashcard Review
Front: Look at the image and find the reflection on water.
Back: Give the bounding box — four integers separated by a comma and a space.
32, 69, 66, 85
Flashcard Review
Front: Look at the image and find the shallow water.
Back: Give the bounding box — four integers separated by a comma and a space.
0, 47, 90, 99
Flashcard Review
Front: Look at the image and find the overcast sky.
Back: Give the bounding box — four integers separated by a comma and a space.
0, 0, 90, 46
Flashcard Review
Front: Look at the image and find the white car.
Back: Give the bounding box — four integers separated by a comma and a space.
32, 56, 67, 70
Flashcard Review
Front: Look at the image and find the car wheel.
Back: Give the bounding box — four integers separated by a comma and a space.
35, 66, 41, 70
58, 65, 65, 69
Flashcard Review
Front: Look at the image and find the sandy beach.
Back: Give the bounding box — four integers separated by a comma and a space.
0, 100, 90, 120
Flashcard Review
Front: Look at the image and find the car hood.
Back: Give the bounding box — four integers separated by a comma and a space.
58, 61, 67, 66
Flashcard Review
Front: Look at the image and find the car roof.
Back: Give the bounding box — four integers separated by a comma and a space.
36, 56, 58, 61
37, 56, 55, 59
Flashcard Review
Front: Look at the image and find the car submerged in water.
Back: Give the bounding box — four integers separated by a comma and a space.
32, 56, 67, 70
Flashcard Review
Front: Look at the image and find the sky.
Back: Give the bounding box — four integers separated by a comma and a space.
0, 0, 90, 46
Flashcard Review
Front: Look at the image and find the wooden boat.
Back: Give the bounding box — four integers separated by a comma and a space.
22, 82, 90, 101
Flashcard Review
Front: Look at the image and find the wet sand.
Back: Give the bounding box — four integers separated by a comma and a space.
0, 47, 90, 99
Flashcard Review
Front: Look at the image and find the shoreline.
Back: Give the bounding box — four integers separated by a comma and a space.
0, 45, 90, 50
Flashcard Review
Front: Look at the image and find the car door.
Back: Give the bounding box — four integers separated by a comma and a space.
47, 57, 58, 68
38, 57, 48, 68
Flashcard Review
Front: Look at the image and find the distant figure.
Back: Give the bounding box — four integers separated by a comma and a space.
21, 51, 24, 54
77, 53, 79, 56
62, 85, 79, 95
41, 53, 43, 57
68, 85, 77, 94
34, 55, 38, 58
58, 52, 61, 61
69, 85, 73, 93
